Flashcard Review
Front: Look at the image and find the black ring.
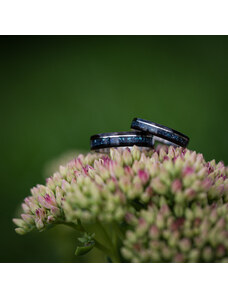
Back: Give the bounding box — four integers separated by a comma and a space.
90, 131, 154, 150
131, 118, 189, 147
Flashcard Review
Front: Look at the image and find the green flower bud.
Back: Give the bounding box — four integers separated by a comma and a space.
131, 145, 141, 161
15, 228, 26, 235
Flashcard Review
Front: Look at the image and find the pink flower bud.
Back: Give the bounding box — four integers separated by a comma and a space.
149, 225, 159, 239
138, 217, 147, 227
151, 177, 167, 195
124, 166, 134, 176
184, 188, 196, 200
35, 218, 44, 229
51, 206, 61, 217
171, 218, 185, 231
59, 165, 67, 177
13, 218, 26, 228
183, 166, 194, 176
24, 197, 39, 213
61, 180, 71, 192
21, 214, 34, 225
179, 238, 191, 252
216, 244, 226, 258
159, 147, 167, 161
138, 169, 149, 184
171, 179, 182, 193
75, 157, 83, 170
46, 177, 56, 191
125, 212, 135, 224
35, 208, 46, 220
168, 146, 175, 159
39, 193, 57, 209
123, 148, 133, 165
201, 178, 213, 191
47, 215, 55, 223
22, 202, 31, 214
173, 253, 184, 262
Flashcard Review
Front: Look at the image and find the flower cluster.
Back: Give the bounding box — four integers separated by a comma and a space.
13, 152, 102, 234
13, 145, 228, 262
122, 203, 228, 262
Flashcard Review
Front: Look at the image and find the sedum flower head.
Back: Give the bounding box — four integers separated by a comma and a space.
13, 146, 228, 262
122, 203, 228, 262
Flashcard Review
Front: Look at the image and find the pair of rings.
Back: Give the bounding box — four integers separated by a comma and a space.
90, 118, 189, 151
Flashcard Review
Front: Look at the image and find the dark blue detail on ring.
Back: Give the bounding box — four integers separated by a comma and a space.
131, 118, 189, 147
90, 134, 154, 150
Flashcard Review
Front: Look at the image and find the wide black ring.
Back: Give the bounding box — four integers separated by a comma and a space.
90, 131, 154, 150
131, 118, 189, 147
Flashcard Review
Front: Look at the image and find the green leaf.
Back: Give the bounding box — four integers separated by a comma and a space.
75, 241, 95, 256
78, 237, 86, 243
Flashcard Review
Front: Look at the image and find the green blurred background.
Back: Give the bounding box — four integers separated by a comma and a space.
1, 36, 228, 262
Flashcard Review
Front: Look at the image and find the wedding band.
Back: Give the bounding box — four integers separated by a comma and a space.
90, 131, 154, 151
131, 118, 189, 147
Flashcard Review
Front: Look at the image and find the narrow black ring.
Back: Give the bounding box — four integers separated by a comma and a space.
90, 131, 154, 150
131, 118, 189, 147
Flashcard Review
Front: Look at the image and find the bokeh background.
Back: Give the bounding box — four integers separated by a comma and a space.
1, 36, 228, 262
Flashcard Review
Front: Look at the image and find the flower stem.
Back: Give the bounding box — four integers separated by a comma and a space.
61, 221, 120, 262
61, 221, 86, 232
94, 240, 111, 256
96, 221, 113, 248
96, 221, 121, 262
